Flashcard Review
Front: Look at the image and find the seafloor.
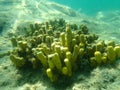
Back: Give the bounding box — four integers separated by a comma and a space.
0, 1, 120, 90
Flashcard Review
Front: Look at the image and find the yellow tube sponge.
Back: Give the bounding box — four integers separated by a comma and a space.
18, 41, 28, 49
48, 54, 55, 70
66, 51, 72, 62
60, 47, 68, 59
30, 24, 35, 34
35, 23, 39, 30
94, 51, 102, 65
30, 58, 37, 69
46, 68, 57, 82
101, 56, 107, 64
89, 57, 97, 67
114, 46, 120, 59
60, 32, 65, 46
79, 48, 84, 58
48, 53, 62, 71
66, 23, 73, 51
42, 45, 51, 55
107, 46, 116, 63
62, 66, 68, 75
80, 34, 86, 44
79, 42, 85, 48
53, 53, 62, 71
46, 36, 53, 47
47, 29, 53, 36
10, 54, 25, 67
54, 45, 62, 58
75, 34, 80, 44
10, 37, 17, 47
72, 45, 79, 62
96, 42, 104, 52
64, 58, 72, 76
36, 51, 47, 68
107, 41, 115, 47
71, 39, 76, 52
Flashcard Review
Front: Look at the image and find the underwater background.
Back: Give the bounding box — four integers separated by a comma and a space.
51, 0, 120, 15
0, 0, 120, 90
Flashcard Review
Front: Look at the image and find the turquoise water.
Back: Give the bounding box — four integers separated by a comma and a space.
51, 0, 120, 15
